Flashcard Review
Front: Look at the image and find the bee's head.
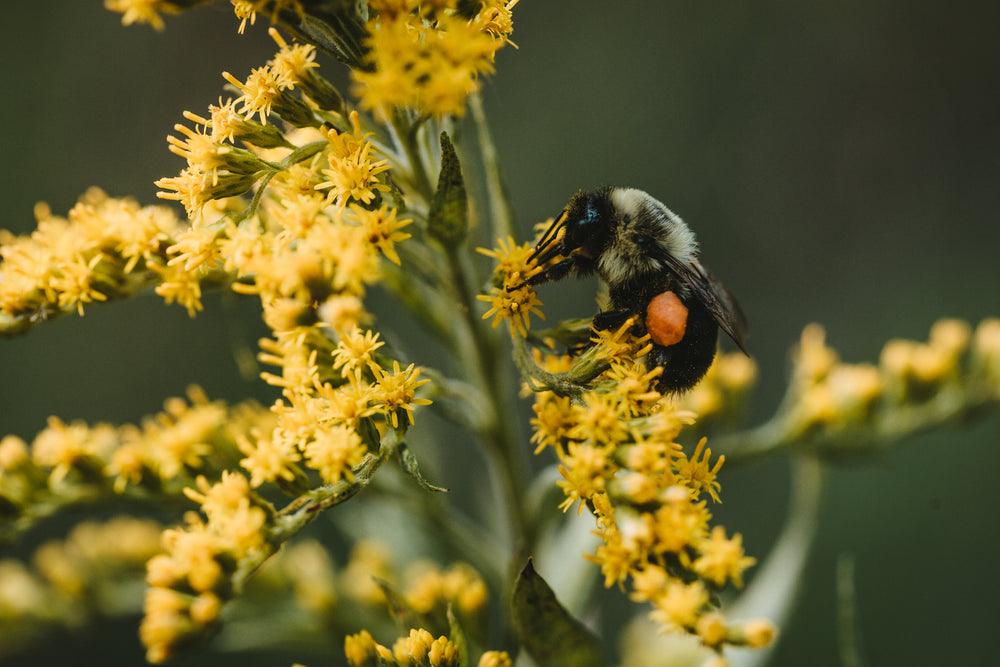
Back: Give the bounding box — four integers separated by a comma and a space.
557, 188, 615, 256
526, 188, 614, 267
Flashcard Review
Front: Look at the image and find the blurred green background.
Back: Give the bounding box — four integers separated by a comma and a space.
2, 1, 999, 666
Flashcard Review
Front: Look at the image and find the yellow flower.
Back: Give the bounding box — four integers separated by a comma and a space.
268, 28, 319, 87
231, 0, 258, 34
479, 283, 544, 339
183, 471, 252, 522
167, 225, 222, 273
740, 619, 778, 648
140, 587, 191, 663
622, 437, 679, 478
319, 294, 368, 333
557, 441, 611, 512
139, 394, 222, 480
189, 592, 221, 625
166, 122, 232, 185
316, 377, 378, 426
603, 361, 663, 417
795, 323, 839, 384
693, 526, 756, 588
0, 435, 30, 469
315, 112, 391, 210
568, 392, 630, 445
258, 332, 321, 391
302, 424, 367, 484
590, 317, 652, 365
353, 5, 514, 118
696, 611, 728, 647
332, 328, 385, 375
651, 487, 709, 554
404, 560, 446, 614
650, 579, 709, 631
159, 518, 225, 593
238, 432, 302, 487
153, 265, 205, 317
51, 253, 110, 316
472, 0, 519, 40
530, 392, 574, 453
394, 628, 436, 663
478, 651, 512, 667
973, 318, 1000, 381
629, 564, 669, 604
105, 0, 181, 31
428, 635, 460, 666
442, 561, 489, 613
223, 67, 283, 125
371, 360, 432, 428
673, 437, 724, 503
31, 417, 106, 486
478, 235, 539, 287
349, 204, 413, 266
267, 193, 328, 240
156, 168, 257, 217
344, 629, 380, 666
477, 236, 546, 337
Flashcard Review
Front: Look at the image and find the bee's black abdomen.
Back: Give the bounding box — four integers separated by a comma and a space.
648, 300, 719, 393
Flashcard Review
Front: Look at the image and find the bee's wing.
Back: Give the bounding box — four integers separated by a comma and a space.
665, 256, 749, 354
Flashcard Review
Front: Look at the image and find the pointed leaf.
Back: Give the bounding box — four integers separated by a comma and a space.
427, 132, 469, 247
398, 443, 450, 493
447, 606, 470, 667
373, 577, 421, 628
512, 559, 603, 667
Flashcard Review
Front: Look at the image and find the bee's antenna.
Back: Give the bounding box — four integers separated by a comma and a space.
526, 210, 567, 264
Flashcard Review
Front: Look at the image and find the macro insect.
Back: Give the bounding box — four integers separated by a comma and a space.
523, 186, 748, 393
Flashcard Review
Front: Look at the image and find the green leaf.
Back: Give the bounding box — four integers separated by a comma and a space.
512, 559, 604, 667
397, 443, 450, 493
427, 132, 469, 248
447, 606, 469, 667
289, 3, 369, 68
372, 577, 422, 628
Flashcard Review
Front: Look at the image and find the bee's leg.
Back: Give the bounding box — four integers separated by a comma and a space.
525, 257, 577, 286
592, 309, 636, 331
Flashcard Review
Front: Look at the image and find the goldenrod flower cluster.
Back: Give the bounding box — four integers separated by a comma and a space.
246, 538, 500, 666
477, 236, 544, 338
5, 1, 529, 661
0, 387, 268, 543
720, 318, 1000, 460
476, 233, 773, 653
354, 0, 517, 118
0, 516, 163, 655
401, 559, 490, 616
533, 341, 770, 651
0, 188, 191, 330
344, 627, 509, 667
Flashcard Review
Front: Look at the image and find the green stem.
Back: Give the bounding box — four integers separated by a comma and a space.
391, 109, 435, 203
443, 247, 531, 550
510, 333, 604, 401
470, 92, 515, 241
278, 139, 328, 168
727, 454, 825, 667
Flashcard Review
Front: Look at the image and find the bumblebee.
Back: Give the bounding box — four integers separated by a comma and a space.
524, 186, 748, 392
